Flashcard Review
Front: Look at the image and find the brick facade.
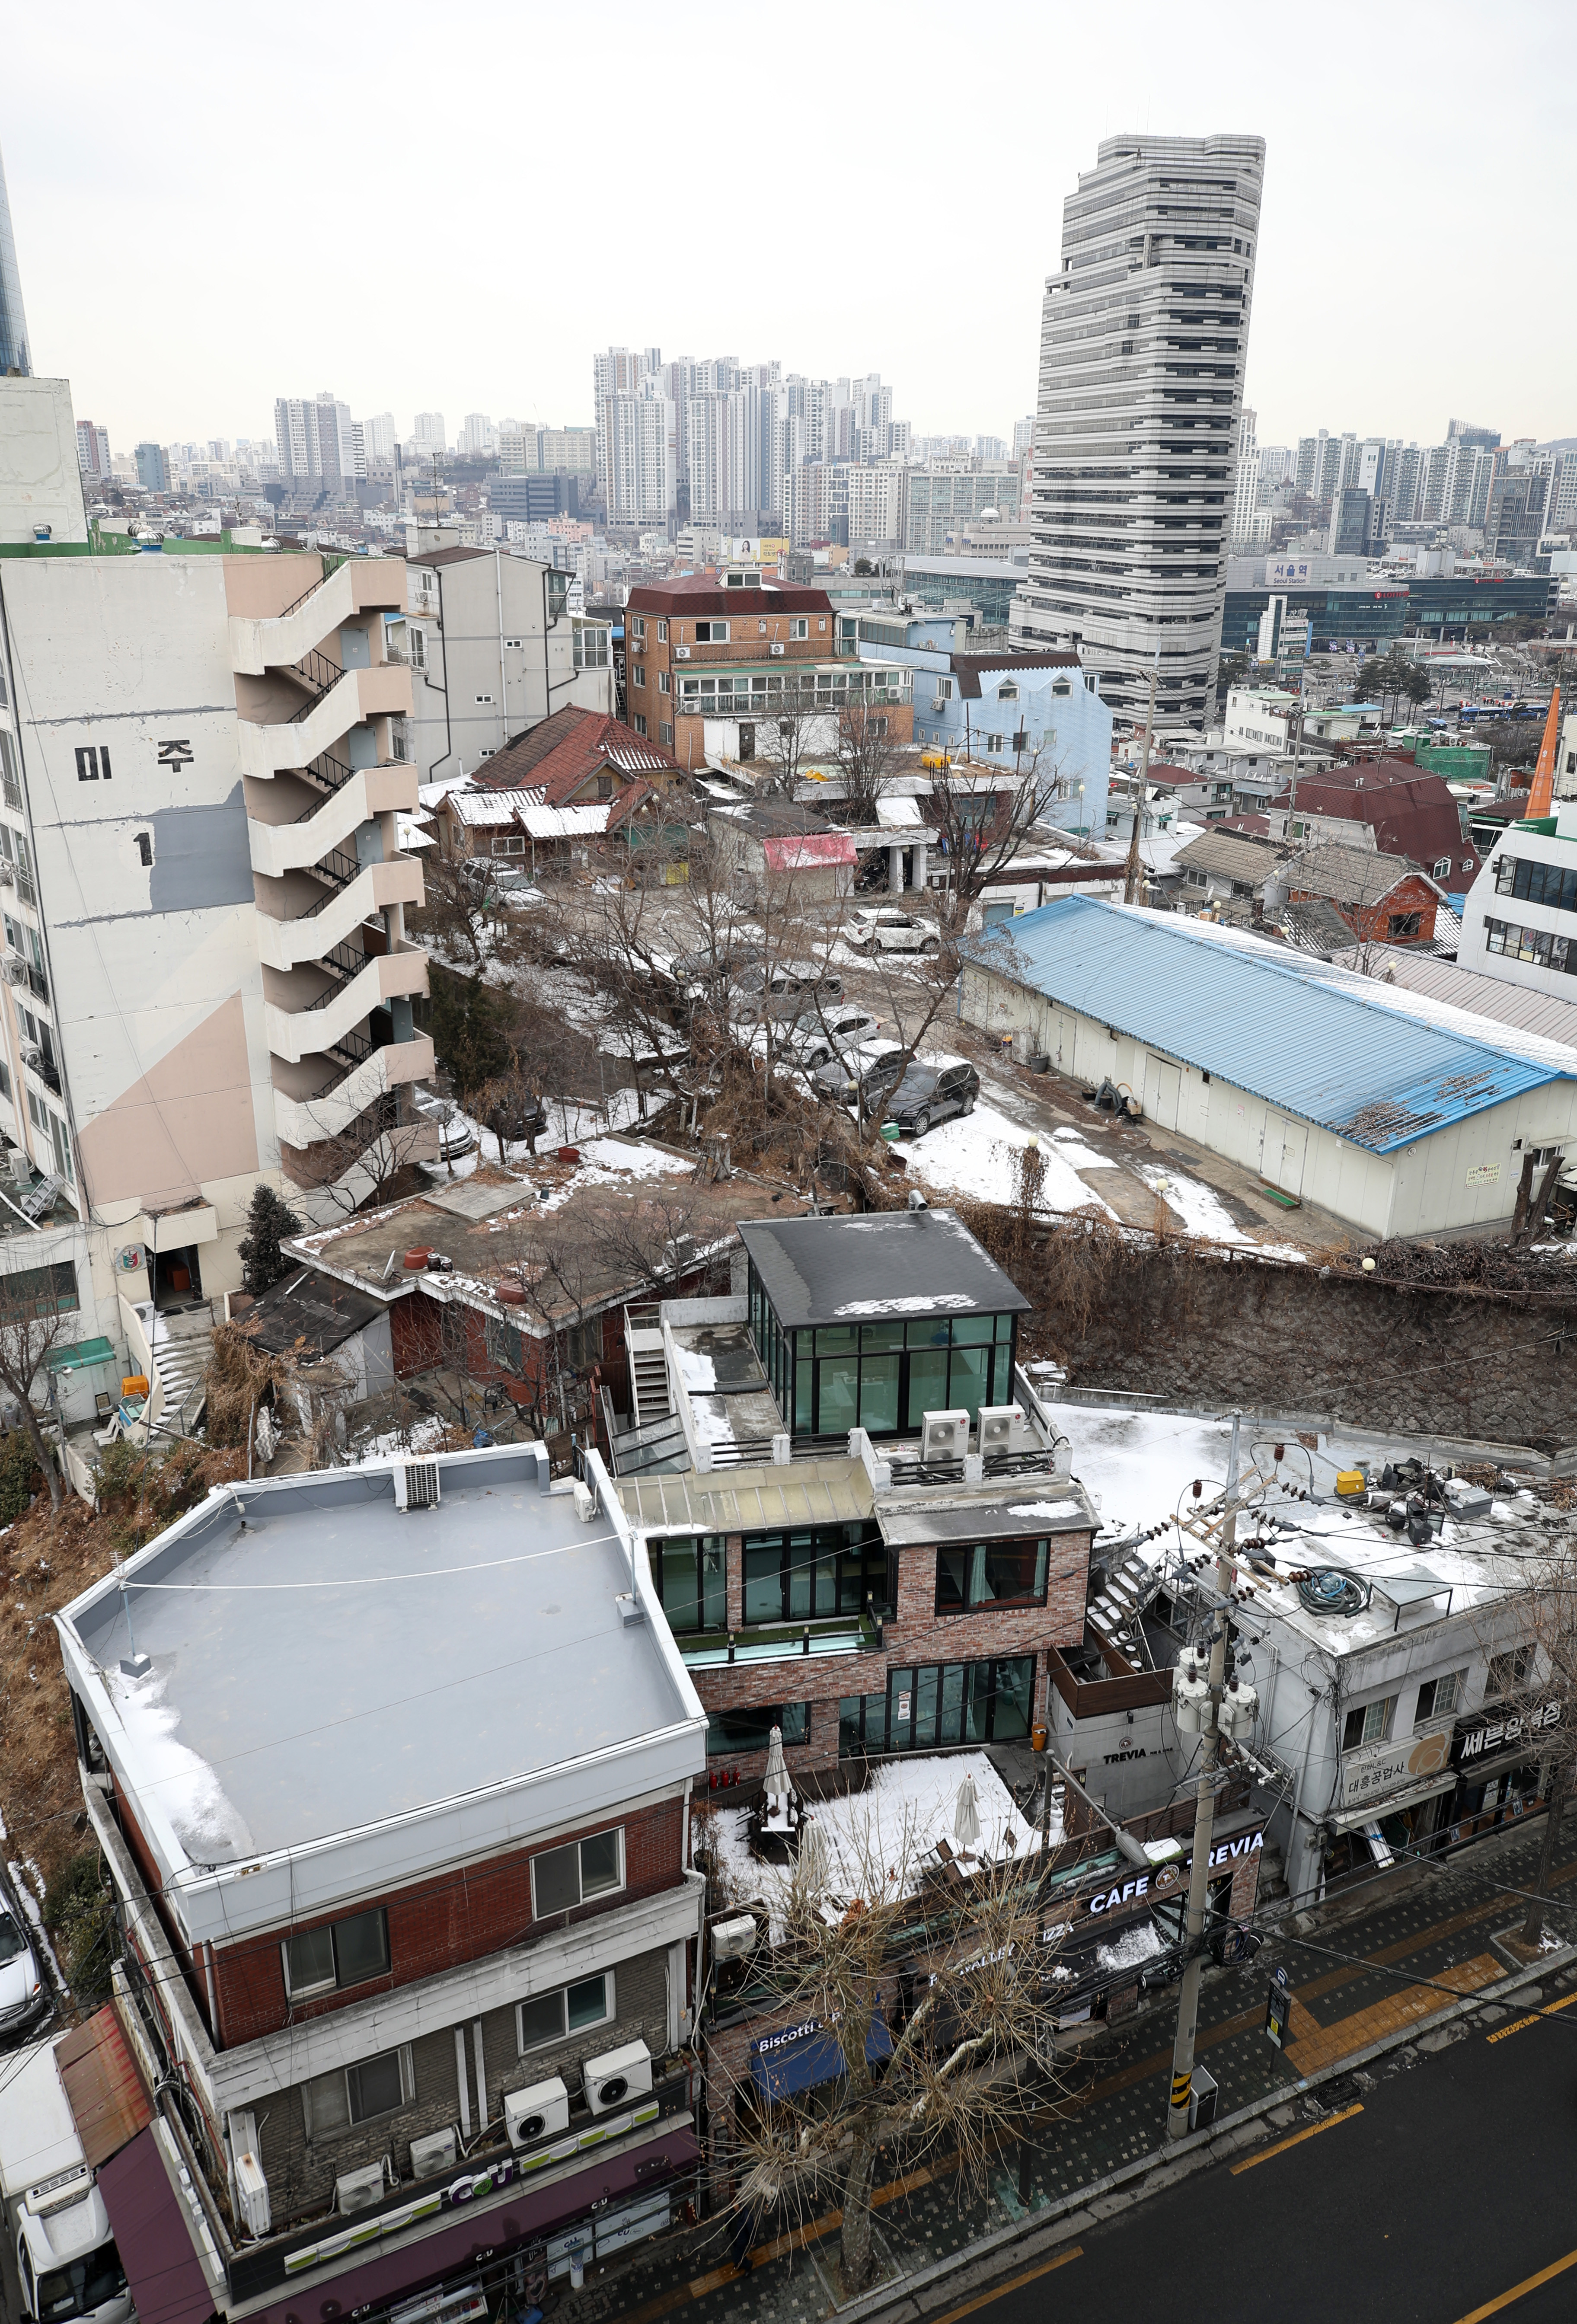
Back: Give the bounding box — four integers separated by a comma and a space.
1287, 868, 1439, 946
255, 1943, 672, 2219
210, 1800, 684, 2048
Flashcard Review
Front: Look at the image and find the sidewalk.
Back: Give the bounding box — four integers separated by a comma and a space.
572, 1812, 1577, 2324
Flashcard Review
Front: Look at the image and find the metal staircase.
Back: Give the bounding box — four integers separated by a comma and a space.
1086, 1539, 1162, 1670
624, 1303, 671, 1427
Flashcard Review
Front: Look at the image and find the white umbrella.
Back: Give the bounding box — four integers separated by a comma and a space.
953, 1773, 982, 1858
764, 1725, 791, 1816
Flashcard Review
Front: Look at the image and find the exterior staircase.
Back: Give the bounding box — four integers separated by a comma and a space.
625, 1304, 671, 1428
1086, 1540, 1162, 1670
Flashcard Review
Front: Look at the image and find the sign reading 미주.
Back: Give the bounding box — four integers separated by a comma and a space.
1339, 1726, 1454, 1812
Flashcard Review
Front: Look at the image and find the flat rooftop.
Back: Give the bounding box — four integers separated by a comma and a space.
740, 1209, 1031, 1330
59, 1447, 701, 1880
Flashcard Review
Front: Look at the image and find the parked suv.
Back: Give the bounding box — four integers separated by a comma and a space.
882, 1058, 980, 1137
779, 1006, 882, 1070
850, 906, 942, 956
730, 960, 844, 1027
812, 1039, 907, 1111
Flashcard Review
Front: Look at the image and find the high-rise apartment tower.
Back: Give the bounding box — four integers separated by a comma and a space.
1012, 133, 1265, 727
0, 142, 30, 377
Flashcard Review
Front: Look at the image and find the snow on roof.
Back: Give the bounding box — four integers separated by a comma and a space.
876, 796, 924, 828
445, 786, 545, 827
520, 801, 611, 838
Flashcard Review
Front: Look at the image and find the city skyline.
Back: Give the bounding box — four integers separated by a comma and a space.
6, 0, 1573, 452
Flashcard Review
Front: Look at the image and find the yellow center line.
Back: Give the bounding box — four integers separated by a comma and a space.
1486, 1987, 1577, 2042
1452, 2244, 1577, 2320
925, 2245, 1084, 2324
1230, 2102, 1363, 2174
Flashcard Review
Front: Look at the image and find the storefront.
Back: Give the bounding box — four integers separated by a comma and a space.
1443, 1699, 1561, 1848
1322, 1721, 1457, 1877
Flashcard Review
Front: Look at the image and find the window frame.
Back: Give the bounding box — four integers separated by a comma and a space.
529, 1826, 626, 1919
1341, 1695, 1397, 1753
282, 1906, 391, 2001
1415, 1670, 1465, 1729
1487, 1645, 1534, 1700
301, 2041, 413, 2140
934, 1538, 1050, 1615
516, 1970, 615, 2056
706, 1702, 810, 1756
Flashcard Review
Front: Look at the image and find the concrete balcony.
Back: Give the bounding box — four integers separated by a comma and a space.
229, 556, 407, 676
247, 765, 418, 875
264, 945, 429, 1065
254, 859, 424, 971
272, 1036, 434, 1150
237, 665, 412, 780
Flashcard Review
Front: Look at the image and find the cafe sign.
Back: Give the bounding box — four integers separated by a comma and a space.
1451, 1699, 1560, 1770
1340, 1724, 1452, 1812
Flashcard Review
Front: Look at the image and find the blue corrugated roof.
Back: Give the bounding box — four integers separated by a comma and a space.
978, 896, 1568, 1153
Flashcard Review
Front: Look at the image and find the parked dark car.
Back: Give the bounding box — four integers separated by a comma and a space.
883, 1060, 980, 1137
813, 1041, 908, 1109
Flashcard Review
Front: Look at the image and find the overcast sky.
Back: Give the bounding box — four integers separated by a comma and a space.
6, 0, 1571, 457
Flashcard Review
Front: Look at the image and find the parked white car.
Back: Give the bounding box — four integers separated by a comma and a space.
778, 1006, 883, 1070
850, 906, 942, 956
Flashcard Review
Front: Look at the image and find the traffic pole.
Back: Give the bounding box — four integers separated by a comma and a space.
1166, 1411, 1240, 2140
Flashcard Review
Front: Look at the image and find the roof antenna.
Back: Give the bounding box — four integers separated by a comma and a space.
113, 1553, 150, 1679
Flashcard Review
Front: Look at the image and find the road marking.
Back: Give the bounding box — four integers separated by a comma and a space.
1284, 1953, 1503, 2073
1485, 1988, 1577, 2043
1452, 2244, 1577, 2319
926, 2245, 1083, 2324
1229, 2102, 1363, 2174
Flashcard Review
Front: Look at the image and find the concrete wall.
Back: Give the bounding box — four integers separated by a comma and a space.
961, 955, 1577, 1239
0, 378, 89, 546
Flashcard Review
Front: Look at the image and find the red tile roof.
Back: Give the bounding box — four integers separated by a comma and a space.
474, 708, 681, 805
627, 579, 833, 616
406, 546, 492, 568
1271, 757, 1483, 884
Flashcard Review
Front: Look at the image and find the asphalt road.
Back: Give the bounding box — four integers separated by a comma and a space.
942, 1999, 1577, 2324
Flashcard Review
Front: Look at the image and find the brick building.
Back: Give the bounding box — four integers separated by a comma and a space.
1283, 841, 1444, 948
55, 1442, 709, 2324
623, 568, 913, 769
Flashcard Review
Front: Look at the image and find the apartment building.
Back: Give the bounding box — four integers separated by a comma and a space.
1012, 134, 1265, 728
402, 543, 614, 781
610, 1210, 1102, 1790
903, 464, 1022, 556
54, 1440, 708, 2324
623, 568, 912, 767
1458, 804, 1577, 999
0, 377, 433, 1419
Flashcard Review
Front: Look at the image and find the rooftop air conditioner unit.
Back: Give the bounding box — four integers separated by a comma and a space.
335, 2163, 386, 2215
674, 645, 691, 659
919, 1408, 971, 1464
394, 1458, 440, 1511
769, 642, 785, 657
976, 1404, 1024, 1454
408, 2128, 458, 2180
583, 2039, 653, 2116
505, 2076, 570, 2148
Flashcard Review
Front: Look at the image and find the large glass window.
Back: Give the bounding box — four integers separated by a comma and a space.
748, 1300, 1018, 1441
707, 1702, 810, 1754
531, 1828, 624, 1916
935, 1539, 1050, 1615
740, 1523, 887, 1624
653, 1536, 727, 1633
841, 1658, 1036, 1755
1495, 855, 1577, 915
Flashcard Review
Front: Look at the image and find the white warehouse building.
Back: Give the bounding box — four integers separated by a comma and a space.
960, 896, 1577, 1240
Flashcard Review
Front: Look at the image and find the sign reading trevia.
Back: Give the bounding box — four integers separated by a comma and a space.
1042, 1827, 1266, 1931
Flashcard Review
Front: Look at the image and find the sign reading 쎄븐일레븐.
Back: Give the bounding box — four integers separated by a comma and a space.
1339, 1727, 1453, 1813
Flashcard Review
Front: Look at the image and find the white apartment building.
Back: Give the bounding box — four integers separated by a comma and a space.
1012, 134, 1265, 729
402, 540, 614, 779
0, 378, 433, 1425
1459, 805, 1577, 1000
1230, 407, 1260, 544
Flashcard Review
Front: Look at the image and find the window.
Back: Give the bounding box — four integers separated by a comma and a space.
657, 670, 671, 695
631, 713, 647, 736
632, 664, 646, 687
752, 1294, 1018, 1441
302, 2043, 413, 2139
0, 1063, 10, 1104
572, 625, 610, 670
474, 693, 495, 705
492, 833, 525, 855
706, 1702, 809, 1756
283, 1907, 389, 1998
1342, 1696, 1396, 1752
631, 616, 646, 641
659, 722, 674, 746
1484, 918, 1577, 974
0, 733, 19, 811
935, 679, 954, 701
408, 626, 426, 671
1433, 856, 1452, 880
986, 734, 1004, 753
842, 1657, 1034, 1756
1415, 1670, 1465, 1728
1487, 1646, 1534, 1700
657, 619, 668, 643
517, 1973, 613, 2054
694, 620, 730, 643
74, 746, 110, 783
3, 1261, 77, 1316
788, 618, 808, 640
996, 682, 1018, 701
531, 1827, 623, 1916
653, 1536, 727, 1633
1387, 912, 1421, 940
934, 1539, 1050, 1615
740, 1524, 888, 1624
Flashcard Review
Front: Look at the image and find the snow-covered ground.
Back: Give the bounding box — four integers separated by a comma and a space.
1134, 1163, 1305, 1260
1063, 1405, 1241, 1537
893, 1103, 1118, 1216
704, 1749, 1050, 1936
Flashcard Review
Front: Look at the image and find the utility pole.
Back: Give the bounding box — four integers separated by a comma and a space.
1287, 662, 1306, 822
1167, 1410, 1241, 2141
1124, 656, 1159, 907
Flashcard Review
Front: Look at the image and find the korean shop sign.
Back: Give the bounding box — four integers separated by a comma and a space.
1340, 1725, 1453, 1812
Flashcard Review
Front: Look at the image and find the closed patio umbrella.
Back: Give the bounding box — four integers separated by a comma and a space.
764, 1724, 791, 1816
953, 1772, 983, 1857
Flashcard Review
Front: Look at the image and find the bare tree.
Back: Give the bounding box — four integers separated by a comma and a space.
722, 1814, 1065, 2295
285, 1094, 436, 1218
835, 703, 906, 829
407, 849, 494, 969
757, 678, 831, 799
0, 1268, 77, 1512
926, 750, 1057, 935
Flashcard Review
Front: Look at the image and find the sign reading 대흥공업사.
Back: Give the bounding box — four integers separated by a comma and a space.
1340, 1725, 1454, 1812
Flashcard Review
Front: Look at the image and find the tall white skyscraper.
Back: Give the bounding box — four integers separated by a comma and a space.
1231, 407, 1259, 543
1012, 134, 1265, 725
365, 412, 398, 459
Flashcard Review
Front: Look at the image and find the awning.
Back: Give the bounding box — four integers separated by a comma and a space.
97, 2127, 217, 2324
1328, 1771, 1458, 1833
57, 2005, 153, 2166
751, 2014, 891, 2103
47, 1336, 117, 1374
